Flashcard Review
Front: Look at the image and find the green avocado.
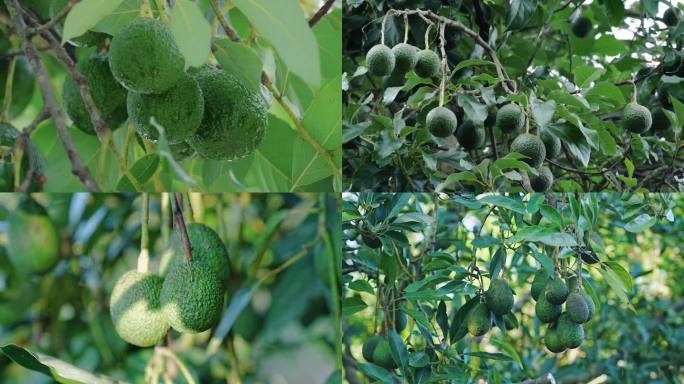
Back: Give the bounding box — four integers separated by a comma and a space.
109, 270, 169, 347
0, 57, 35, 118
544, 325, 566, 353
540, 130, 560, 159
535, 290, 561, 323
467, 302, 492, 336
7, 197, 59, 274
566, 292, 589, 324
128, 73, 204, 143
394, 309, 407, 332
362, 335, 384, 362
109, 18, 185, 94
62, 53, 128, 135
622, 102, 652, 134
496, 103, 524, 133
531, 270, 549, 301
455, 120, 485, 150
391, 43, 417, 73
582, 291, 596, 320
544, 276, 569, 305
187, 65, 268, 161
169, 141, 196, 161
664, 7, 680, 27
0, 123, 46, 191
571, 16, 592, 38
530, 166, 554, 192
414, 49, 440, 78
557, 313, 584, 349
366, 44, 395, 76
485, 278, 514, 315
663, 51, 684, 75
372, 339, 397, 369
426, 106, 457, 137
362, 233, 382, 248
511, 133, 546, 168
160, 260, 225, 333
566, 275, 578, 292
160, 223, 229, 286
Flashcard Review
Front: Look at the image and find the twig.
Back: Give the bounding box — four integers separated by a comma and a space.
171, 193, 193, 263
27, 0, 78, 36
308, 0, 335, 28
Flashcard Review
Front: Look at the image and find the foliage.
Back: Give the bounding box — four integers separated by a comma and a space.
342, 192, 684, 383
343, 0, 684, 192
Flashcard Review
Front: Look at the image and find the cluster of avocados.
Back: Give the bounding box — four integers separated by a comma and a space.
5, 197, 59, 275
532, 271, 595, 353
366, 41, 440, 80
109, 223, 229, 347
466, 278, 515, 337
63, 17, 268, 162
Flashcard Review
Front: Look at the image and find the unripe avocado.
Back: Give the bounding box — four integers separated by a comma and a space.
664, 7, 680, 27
544, 325, 566, 353
485, 278, 514, 315
466, 302, 492, 336
571, 16, 592, 38
530, 166, 553, 192
394, 309, 407, 332
127, 73, 204, 143
496, 103, 524, 133
531, 270, 549, 301
160, 223, 230, 286
0, 123, 46, 191
566, 292, 590, 323
651, 107, 672, 132
414, 49, 440, 78
384, 68, 407, 87
392, 43, 417, 73
557, 313, 584, 348
535, 291, 561, 323
0, 57, 34, 118
187, 65, 268, 161
109, 270, 169, 347
109, 18, 185, 94
622, 102, 652, 134
362, 233, 382, 248
582, 291, 596, 320
511, 133, 546, 168
455, 120, 485, 150
566, 275, 578, 292
372, 340, 397, 369
160, 261, 224, 333
7, 198, 59, 274
62, 53, 128, 135
169, 141, 196, 161
362, 335, 384, 361
426, 107, 457, 137
540, 130, 561, 159
366, 44, 395, 76
545, 277, 569, 305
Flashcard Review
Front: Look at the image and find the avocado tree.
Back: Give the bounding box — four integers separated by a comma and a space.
342, 192, 684, 382
0, 0, 341, 192
343, 0, 684, 192
0, 192, 342, 383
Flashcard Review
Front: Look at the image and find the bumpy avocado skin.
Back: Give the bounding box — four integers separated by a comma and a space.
455, 120, 485, 150
0, 123, 46, 191
160, 223, 229, 286
187, 66, 268, 161
109, 18, 185, 94
414, 49, 440, 78
391, 43, 417, 73
467, 302, 492, 336
362, 335, 384, 362
571, 16, 592, 38
485, 278, 514, 315
62, 53, 128, 134
622, 102, 652, 134
511, 133, 546, 168
7, 198, 59, 274
371, 340, 396, 369
160, 261, 224, 333
109, 270, 169, 347
540, 130, 561, 159
426, 107, 457, 137
530, 166, 554, 192
566, 292, 589, 323
544, 277, 569, 305
496, 103, 524, 133
366, 44, 395, 76
535, 291, 561, 323
128, 73, 204, 143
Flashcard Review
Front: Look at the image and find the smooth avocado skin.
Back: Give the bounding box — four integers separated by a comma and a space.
496, 103, 524, 133
467, 302, 492, 336
485, 278, 514, 315
571, 16, 592, 38
109, 270, 169, 347
366, 44, 395, 76
455, 120, 485, 150
187, 65, 268, 161
544, 325, 566, 353
545, 277, 569, 305
530, 166, 554, 192
426, 107, 457, 137
391, 43, 417, 73
127, 73, 204, 143
535, 291, 561, 323
414, 49, 440, 78
109, 18, 185, 94
511, 133, 546, 168
7, 198, 59, 274
160, 261, 225, 333
362, 335, 384, 362
622, 102, 652, 134
566, 292, 590, 324
557, 313, 584, 349
62, 53, 128, 135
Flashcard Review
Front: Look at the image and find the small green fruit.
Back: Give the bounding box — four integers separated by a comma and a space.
394, 309, 407, 332
540, 130, 561, 159
414, 49, 440, 78
583, 291, 596, 320
571, 16, 592, 38
535, 291, 561, 323
391, 43, 417, 73
557, 313, 584, 349
511, 133, 546, 168
544, 325, 566, 353
496, 103, 524, 133
366, 44, 395, 76
530, 166, 554, 192
531, 270, 549, 301
372, 340, 397, 369
455, 120, 485, 150
485, 278, 514, 315
7, 198, 59, 274
664, 7, 680, 27
467, 302, 492, 336
622, 102, 652, 134
545, 277, 569, 305
426, 107, 457, 137
362, 335, 384, 362
566, 292, 590, 324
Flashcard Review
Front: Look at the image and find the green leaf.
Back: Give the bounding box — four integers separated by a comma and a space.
62, 0, 125, 43
530, 95, 556, 129
213, 39, 263, 91
381, 253, 398, 284
594, 35, 626, 56
599, 267, 630, 304
207, 285, 257, 355
462, 351, 514, 362
93, 0, 142, 36
457, 94, 488, 125
506, 0, 538, 30
357, 363, 393, 383
313, 16, 341, 81
478, 195, 526, 214
170, 0, 211, 68
342, 296, 367, 316
573, 65, 605, 88
348, 279, 375, 294
604, 261, 633, 292
115, 154, 160, 191
233, 0, 320, 86
586, 82, 625, 105
452, 59, 495, 73
624, 213, 656, 232
388, 330, 409, 376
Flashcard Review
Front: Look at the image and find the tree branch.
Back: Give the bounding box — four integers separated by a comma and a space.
27, 0, 78, 36
308, 0, 335, 28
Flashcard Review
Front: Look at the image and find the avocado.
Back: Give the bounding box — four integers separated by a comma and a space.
571, 16, 592, 38
426, 106, 457, 137
62, 53, 128, 135
531, 270, 549, 301
485, 278, 514, 315
664, 7, 680, 27
535, 291, 561, 323
366, 44, 395, 76
544, 325, 566, 353
530, 166, 553, 192
510, 133, 546, 168
160, 223, 229, 286
467, 302, 492, 336
557, 313, 584, 348
160, 260, 225, 333
384, 68, 407, 87
362, 233, 382, 248
362, 335, 383, 362
663, 51, 683, 75
566, 275, 578, 292
544, 276, 569, 305
582, 291, 596, 320
496, 103, 524, 133
372, 339, 397, 369
540, 130, 561, 159
414, 49, 440, 78
391, 43, 417, 73
109, 18, 185, 94
0, 57, 35, 118
128, 73, 204, 143
0, 123, 46, 191
7, 197, 59, 274
651, 107, 672, 132
622, 102, 652, 134
455, 120, 485, 150
394, 309, 407, 332
169, 141, 195, 161
109, 270, 169, 347
566, 292, 589, 324
187, 65, 268, 161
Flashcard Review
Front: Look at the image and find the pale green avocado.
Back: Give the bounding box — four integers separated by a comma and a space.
510, 133, 546, 168
544, 276, 569, 305
544, 325, 566, 353
109, 270, 169, 347
535, 291, 561, 323
371, 339, 396, 369
7, 198, 59, 274
414, 49, 440, 78
366, 44, 395, 76
496, 103, 524, 133
426, 106, 457, 137
391, 43, 417, 73
622, 102, 652, 134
